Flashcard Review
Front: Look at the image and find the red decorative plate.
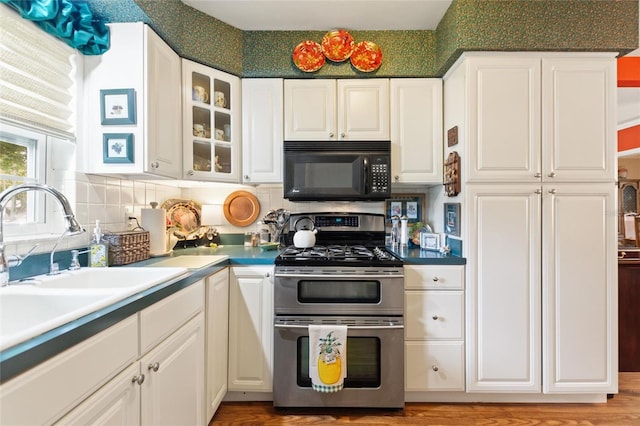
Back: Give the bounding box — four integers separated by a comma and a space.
292, 40, 325, 72
350, 41, 383, 72
321, 30, 355, 62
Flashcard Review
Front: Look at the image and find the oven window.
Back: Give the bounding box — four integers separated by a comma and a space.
297, 280, 381, 303
297, 337, 381, 388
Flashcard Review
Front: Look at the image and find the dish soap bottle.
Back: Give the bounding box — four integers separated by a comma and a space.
89, 220, 109, 267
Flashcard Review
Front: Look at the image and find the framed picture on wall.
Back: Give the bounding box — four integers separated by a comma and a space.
103, 133, 134, 163
100, 88, 136, 125
385, 194, 425, 224
444, 202, 460, 236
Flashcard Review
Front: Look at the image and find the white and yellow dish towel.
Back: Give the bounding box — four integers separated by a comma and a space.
309, 324, 347, 393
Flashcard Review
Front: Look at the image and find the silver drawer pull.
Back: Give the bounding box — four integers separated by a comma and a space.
431, 365, 439, 372
432, 315, 439, 321
432, 276, 439, 282
148, 362, 160, 372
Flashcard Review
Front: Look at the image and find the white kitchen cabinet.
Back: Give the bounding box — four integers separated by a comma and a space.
182, 58, 241, 182
390, 79, 443, 184
542, 183, 618, 393
445, 52, 618, 397
3, 281, 206, 425
205, 268, 229, 420
242, 79, 283, 183
141, 313, 205, 426
228, 266, 274, 392
465, 184, 542, 392
465, 183, 617, 393
59, 312, 205, 426
284, 79, 389, 141
0, 316, 138, 425
56, 363, 141, 426
82, 22, 182, 178
465, 54, 616, 183
404, 265, 465, 392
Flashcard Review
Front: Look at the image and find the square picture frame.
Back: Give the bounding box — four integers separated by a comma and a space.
100, 88, 136, 125
103, 133, 134, 163
444, 202, 461, 236
385, 194, 425, 224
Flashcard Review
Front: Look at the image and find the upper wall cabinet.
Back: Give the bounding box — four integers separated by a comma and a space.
242, 79, 283, 184
182, 59, 241, 183
284, 79, 389, 141
464, 54, 616, 183
390, 79, 443, 184
83, 23, 182, 178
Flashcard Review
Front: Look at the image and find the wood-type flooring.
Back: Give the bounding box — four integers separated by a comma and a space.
209, 373, 640, 425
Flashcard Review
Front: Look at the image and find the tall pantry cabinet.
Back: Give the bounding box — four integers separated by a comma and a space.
444, 53, 618, 395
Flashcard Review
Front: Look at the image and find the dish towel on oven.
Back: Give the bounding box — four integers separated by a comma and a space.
309, 324, 347, 392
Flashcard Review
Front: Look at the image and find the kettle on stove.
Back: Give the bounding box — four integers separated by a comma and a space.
292, 216, 317, 248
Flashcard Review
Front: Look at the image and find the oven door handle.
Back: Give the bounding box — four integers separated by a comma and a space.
274, 274, 403, 279
274, 324, 404, 330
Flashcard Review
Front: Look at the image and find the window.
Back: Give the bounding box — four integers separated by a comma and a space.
0, 4, 79, 239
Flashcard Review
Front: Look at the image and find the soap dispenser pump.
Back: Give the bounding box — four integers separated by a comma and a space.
89, 220, 109, 267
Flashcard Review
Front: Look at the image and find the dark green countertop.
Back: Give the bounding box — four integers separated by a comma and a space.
1, 244, 464, 383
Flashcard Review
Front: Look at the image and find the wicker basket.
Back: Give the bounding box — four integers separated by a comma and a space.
103, 230, 150, 266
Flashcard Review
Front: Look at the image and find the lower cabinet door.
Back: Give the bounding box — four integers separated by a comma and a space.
405, 341, 464, 391
55, 364, 140, 426
141, 313, 205, 426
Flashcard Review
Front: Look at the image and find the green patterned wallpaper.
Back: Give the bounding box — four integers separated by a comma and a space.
88, 0, 638, 78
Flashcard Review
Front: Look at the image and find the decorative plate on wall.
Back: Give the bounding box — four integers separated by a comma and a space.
321, 30, 355, 62
292, 40, 325, 72
223, 191, 261, 227
161, 199, 201, 237
350, 41, 383, 72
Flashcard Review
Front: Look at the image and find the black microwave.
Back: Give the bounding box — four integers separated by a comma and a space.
283, 141, 391, 201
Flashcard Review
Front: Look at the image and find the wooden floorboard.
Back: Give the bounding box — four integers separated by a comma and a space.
209, 373, 640, 425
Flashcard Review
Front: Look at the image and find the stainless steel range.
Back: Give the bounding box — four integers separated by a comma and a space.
273, 212, 404, 409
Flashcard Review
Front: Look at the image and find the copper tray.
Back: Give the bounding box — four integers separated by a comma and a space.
223, 191, 260, 227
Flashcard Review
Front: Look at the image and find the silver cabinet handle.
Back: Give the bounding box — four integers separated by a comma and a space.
328, 132, 334, 139
244, 175, 249, 180
548, 172, 556, 178
394, 175, 399, 182
265, 272, 270, 278
535, 189, 542, 194
432, 315, 439, 320
148, 362, 160, 372
340, 132, 346, 138
534, 172, 542, 178
432, 276, 439, 282
150, 162, 159, 169
431, 365, 439, 372
187, 170, 195, 176
132, 374, 145, 385
549, 189, 557, 194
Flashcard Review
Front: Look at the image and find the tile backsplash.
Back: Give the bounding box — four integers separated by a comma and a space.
7, 173, 431, 258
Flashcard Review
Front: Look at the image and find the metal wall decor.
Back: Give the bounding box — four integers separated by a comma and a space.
444, 151, 461, 197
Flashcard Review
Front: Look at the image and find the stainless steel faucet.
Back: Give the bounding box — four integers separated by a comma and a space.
0, 183, 85, 286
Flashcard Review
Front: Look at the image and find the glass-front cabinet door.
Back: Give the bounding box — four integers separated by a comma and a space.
182, 59, 240, 182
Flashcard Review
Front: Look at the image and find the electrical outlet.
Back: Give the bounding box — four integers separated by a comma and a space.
123, 207, 134, 228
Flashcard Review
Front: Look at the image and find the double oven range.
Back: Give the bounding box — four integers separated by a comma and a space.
273, 212, 405, 409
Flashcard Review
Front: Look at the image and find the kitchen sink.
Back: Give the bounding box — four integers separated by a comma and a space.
30, 267, 189, 290
0, 266, 189, 351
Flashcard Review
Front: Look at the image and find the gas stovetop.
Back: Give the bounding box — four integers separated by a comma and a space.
277, 212, 403, 268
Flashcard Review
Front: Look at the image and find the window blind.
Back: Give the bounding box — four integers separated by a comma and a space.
0, 4, 76, 139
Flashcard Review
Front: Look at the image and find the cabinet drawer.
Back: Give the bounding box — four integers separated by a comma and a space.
0, 315, 138, 426
405, 291, 464, 340
140, 281, 204, 354
405, 341, 464, 391
404, 266, 464, 289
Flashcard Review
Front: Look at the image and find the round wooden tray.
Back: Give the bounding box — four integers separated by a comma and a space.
223, 190, 260, 227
